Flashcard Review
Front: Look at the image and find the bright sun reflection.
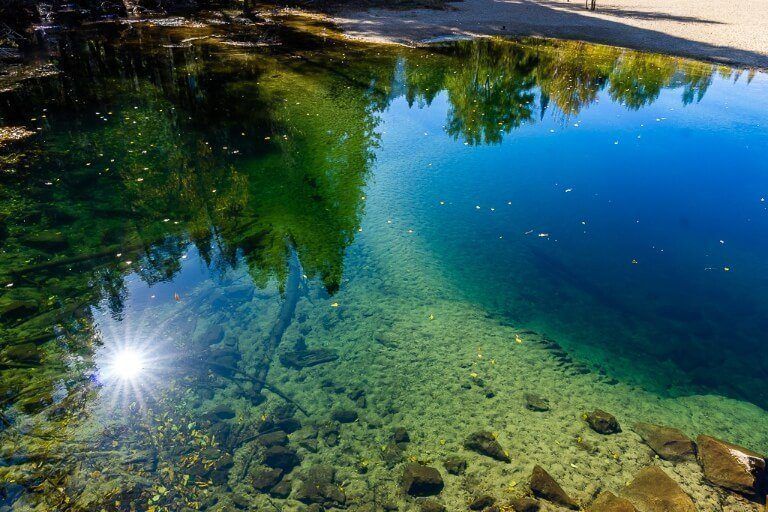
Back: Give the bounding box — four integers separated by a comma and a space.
106, 348, 146, 381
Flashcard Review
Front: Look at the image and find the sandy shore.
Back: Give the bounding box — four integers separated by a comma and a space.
329, 0, 768, 69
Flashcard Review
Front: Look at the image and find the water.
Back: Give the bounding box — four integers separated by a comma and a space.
1, 20, 767, 511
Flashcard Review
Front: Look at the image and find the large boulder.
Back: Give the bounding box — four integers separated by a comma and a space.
401, 463, 444, 497
464, 431, 511, 462
586, 491, 638, 512
584, 409, 621, 434
621, 466, 695, 512
529, 465, 578, 510
634, 422, 696, 462
696, 434, 766, 496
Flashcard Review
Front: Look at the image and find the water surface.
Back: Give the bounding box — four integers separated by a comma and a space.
1, 21, 767, 511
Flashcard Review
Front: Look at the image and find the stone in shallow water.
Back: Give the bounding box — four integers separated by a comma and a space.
259, 430, 288, 448
401, 463, 444, 496
586, 491, 637, 512
331, 408, 358, 423
469, 495, 495, 510
419, 499, 446, 512
443, 455, 467, 475
295, 465, 345, 506
464, 431, 510, 462
585, 409, 621, 434
621, 466, 695, 512
263, 446, 300, 472
524, 393, 550, 412
529, 465, 579, 510
253, 467, 283, 491
696, 434, 766, 496
280, 348, 338, 369
633, 422, 696, 462
509, 497, 540, 511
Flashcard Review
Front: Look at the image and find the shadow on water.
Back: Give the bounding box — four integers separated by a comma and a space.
0, 21, 765, 510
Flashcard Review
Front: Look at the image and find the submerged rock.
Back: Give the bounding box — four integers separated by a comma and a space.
331, 408, 358, 423
509, 497, 540, 511
586, 491, 637, 512
696, 434, 766, 496
464, 431, 510, 462
253, 467, 283, 491
585, 409, 621, 434
621, 466, 695, 512
280, 348, 339, 369
295, 465, 345, 506
208, 404, 236, 421
634, 422, 696, 461
420, 499, 446, 512
469, 495, 495, 510
259, 430, 288, 448
392, 427, 411, 445
443, 456, 467, 475
401, 463, 444, 497
263, 446, 300, 472
529, 465, 578, 510
524, 393, 550, 412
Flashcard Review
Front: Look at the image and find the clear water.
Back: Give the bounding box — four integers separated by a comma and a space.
1, 21, 767, 511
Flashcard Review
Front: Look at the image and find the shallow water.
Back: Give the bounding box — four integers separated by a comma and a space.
1, 20, 767, 511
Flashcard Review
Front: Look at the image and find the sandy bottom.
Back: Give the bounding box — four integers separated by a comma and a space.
325, 0, 768, 69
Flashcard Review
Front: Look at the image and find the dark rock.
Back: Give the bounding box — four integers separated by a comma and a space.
253, 467, 283, 491
381, 442, 405, 468
443, 456, 467, 475
464, 431, 510, 462
263, 446, 300, 472
401, 463, 444, 497
295, 465, 345, 506
259, 430, 288, 448
586, 491, 637, 512
209, 404, 236, 421
319, 423, 340, 447
529, 465, 578, 510
269, 480, 292, 498
620, 466, 695, 512
509, 497, 540, 512
524, 393, 550, 412
420, 499, 447, 512
331, 408, 358, 423
585, 409, 621, 434
275, 417, 301, 433
469, 495, 495, 510
696, 434, 766, 496
634, 422, 696, 462
280, 348, 338, 369
392, 427, 410, 445
198, 325, 225, 346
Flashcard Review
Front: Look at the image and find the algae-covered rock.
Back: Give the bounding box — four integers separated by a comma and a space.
443, 455, 467, 475
585, 409, 621, 434
464, 431, 510, 462
469, 495, 495, 510
634, 422, 696, 461
586, 491, 638, 512
331, 408, 358, 423
263, 446, 300, 472
509, 497, 540, 511
621, 466, 695, 512
529, 465, 578, 510
295, 465, 345, 506
524, 393, 550, 412
401, 463, 444, 497
420, 499, 446, 512
696, 434, 766, 496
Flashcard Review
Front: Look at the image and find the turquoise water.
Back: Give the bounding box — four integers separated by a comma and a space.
1, 21, 767, 511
